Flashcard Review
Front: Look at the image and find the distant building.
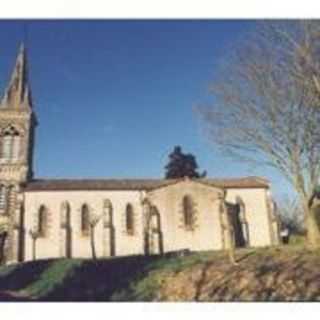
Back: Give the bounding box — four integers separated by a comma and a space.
0, 45, 280, 264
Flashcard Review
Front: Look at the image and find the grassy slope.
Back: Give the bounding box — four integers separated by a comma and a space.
0, 252, 216, 301
1, 245, 320, 301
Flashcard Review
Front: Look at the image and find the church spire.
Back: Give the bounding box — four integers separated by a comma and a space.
0, 43, 32, 109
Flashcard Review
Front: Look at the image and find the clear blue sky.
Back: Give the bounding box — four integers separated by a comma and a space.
0, 20, 292, 198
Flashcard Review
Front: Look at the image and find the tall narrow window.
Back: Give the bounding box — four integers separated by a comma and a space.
65, 204, 71, 228
182, 195, 194, 229
61, 202, 71, 228
0, 185, 6, 212
38, 205, 48, 237
103, 199, 112, 227
7, 186, 15, 212
2, 133, 13, 160
236, 197, 250, 247
81, 204, 90, 236
0, 126, 20, 162
60, 202, 72, 258
12, 133, 20, 160
125, 204, 134, 235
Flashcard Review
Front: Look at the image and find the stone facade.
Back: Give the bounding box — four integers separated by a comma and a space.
0, 44, 36, 263
0, 44, 280, 264
19, 178, 280, 262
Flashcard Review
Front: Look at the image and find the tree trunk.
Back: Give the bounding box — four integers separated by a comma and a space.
305, 201, 320, 248
32, 239, 37, 261
225, 227, 237, 265
66, 226, 72, 258
90, 226, 97, 260
299, 191, 320, 248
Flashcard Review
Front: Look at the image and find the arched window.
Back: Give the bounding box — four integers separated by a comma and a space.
81, 204, 90, 236
236, 196, 250, 247
182, 195, 194, 229
2, 133, 13, 160
12, 133, 20, 160
60, 202, 72, 258
125, 204, 134, 235
6, 185, 15, 212
236, 197, 248, 223
103, 199, 113, 228
0, 185, 7, 211
38, 205, 48, 237
61, 202, 71, 228
65, 203, 71, 228
0, 126, 20, 162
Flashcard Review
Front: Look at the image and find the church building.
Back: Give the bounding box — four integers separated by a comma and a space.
0, 45, 280, 264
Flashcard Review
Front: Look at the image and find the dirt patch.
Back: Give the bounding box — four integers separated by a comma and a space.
157, 247, 320, 301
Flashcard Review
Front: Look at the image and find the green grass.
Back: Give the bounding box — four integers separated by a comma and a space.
110, 269, 161, 301
1, 247, 316, 301
289, 234, 306, 246
0, 263, 18, 278
21, 259, 83, 298
0, 252, 224, 301
147, 251, 216, 272
110, 251, 226, 301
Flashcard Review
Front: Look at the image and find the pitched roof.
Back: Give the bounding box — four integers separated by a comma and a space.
24, 176, 269, 192
201, 177, 269, 189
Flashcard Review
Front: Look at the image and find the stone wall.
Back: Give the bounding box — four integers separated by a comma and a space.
147, 179, 225, 252
19, 180, 275, 262
226, 188, 278, 247
23, 190, 146, 261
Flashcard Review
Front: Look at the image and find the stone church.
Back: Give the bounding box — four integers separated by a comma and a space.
0, 44, 280, 264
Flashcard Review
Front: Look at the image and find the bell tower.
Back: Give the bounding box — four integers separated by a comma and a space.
0, 43, 37, 263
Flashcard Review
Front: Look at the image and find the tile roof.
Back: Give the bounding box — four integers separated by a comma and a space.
24, 176, 269, 192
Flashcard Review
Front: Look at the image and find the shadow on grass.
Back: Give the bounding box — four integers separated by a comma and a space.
0, 260, 53, 291
0, 250, 257, 302
41, 255, 162, 302
0, 255, 165, 302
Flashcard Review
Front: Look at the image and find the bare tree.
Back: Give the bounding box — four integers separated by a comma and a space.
219, 193, 238, 265
277, 195, 304, 234
197, 21, 320, 248
29, 229, 39, 261
89, 214, 102, 260
308, 188, 320, 235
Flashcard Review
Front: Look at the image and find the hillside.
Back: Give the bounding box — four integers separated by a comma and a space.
1, 246, 320, 301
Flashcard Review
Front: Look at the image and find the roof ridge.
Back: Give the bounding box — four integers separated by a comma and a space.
25, 176, 269, 192
31, 176, 267, 181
